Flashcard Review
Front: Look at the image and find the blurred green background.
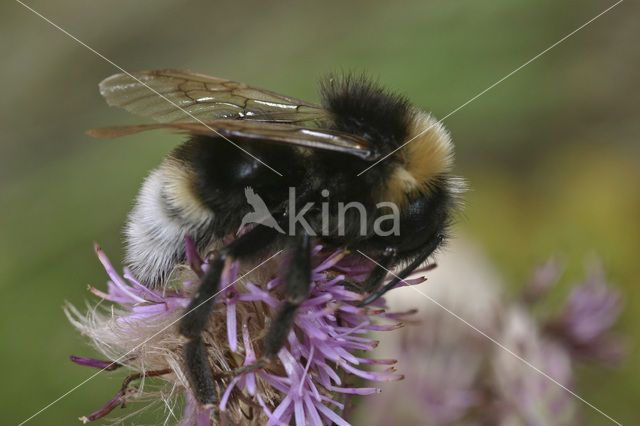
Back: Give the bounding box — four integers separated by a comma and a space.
1, 0, 638, 424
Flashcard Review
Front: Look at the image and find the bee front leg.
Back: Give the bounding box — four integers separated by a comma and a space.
361, 247, 397, 293
326, 248, 396, 293
358, 234, 443, 306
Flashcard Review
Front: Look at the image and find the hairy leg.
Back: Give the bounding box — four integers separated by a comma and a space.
179, 225, 280, 406
223, 233, 312, 377
264, 233, 311, 358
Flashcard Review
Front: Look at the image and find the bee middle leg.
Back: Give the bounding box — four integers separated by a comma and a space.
178, 225, 280, 406
224, 233, 312, 377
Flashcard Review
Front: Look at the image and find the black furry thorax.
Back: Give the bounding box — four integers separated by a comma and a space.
319, 74, 414, 152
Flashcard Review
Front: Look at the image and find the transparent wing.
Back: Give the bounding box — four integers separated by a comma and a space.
98, 69, 327, 123
87, 120, 376, 161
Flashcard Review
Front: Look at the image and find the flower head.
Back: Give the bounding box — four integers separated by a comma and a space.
546, 262, 625, 364
67, 238, 419, 425
355, 248, 625, 426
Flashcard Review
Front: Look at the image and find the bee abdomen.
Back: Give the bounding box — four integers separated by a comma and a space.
125, 164, 215, 287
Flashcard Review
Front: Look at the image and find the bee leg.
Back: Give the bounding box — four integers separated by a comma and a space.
265, 233, 311, 356
183, 336, 218, 408
179, 225, 280, 406
361, 247, 397, 292
358, 234, 443, 306
328, 248, 396, 293
225, 233, 312, 377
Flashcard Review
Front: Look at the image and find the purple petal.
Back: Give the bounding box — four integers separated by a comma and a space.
195, 409, 211, 426
70, 355, 122, 371
314, 250, 346, 272
219, 376, 240, 411
294, 400, 306, 426
268, 394, 293, 426
184, 235, 204, 276
314, 400, 350, 426
329, 385, 380, 395
227, 302, 237, 352
303, 395, 324, 426
257, 394, 287, 426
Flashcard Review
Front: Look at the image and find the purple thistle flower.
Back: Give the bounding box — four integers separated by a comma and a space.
354, 243, 625, 426
67, 238, 417, 425
522, 258, 564, 305
546, 262, 625, 364
493, 308, 578, 425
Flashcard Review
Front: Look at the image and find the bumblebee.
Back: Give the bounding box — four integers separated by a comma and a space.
90, 69, 463, 406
